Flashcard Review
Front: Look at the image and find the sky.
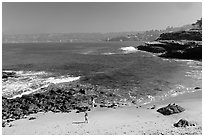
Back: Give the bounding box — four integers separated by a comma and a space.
2, 2, 202, 34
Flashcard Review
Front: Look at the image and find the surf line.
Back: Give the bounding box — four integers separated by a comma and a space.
10, 76, 81, 99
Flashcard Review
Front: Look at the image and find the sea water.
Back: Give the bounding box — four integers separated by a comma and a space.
2, 42, 202, 103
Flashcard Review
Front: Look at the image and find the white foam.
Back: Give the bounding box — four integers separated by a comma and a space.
46, 76, 80, 84
15, 71, 49, 76
2, 70, 80, 99
11, 84, 50, 99
120, 46, 138, 53
103, 52, 116, 55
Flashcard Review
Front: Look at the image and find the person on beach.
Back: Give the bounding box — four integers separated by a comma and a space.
84, 112, 88, 123
91, 97, 95, 108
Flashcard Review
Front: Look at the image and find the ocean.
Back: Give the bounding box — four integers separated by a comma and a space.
2, 42, 202, 104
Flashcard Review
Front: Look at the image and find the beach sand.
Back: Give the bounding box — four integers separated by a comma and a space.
2, 90, 202, 135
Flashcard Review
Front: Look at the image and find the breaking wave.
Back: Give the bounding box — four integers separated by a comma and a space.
2, 70, 80, 99
103, 52, 116, 55
120, 46, 138, 53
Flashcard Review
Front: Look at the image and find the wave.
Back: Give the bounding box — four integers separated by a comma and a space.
2, 70, 80, 99
120, 46, 138, 53
46, 76, 80, 84
103, 52, 116, 55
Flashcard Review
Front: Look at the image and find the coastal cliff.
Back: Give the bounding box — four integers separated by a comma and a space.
137, 19, 202, 60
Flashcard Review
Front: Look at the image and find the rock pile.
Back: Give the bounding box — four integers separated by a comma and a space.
2, 71, 17, 79
2, 81, 125, 127
157, 103, 185, 115
174, 119, 196, 127
2, 86, 95, 127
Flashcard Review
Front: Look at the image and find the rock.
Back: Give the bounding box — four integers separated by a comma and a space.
2, 71, 16, 79
100, 104, 107, 108
150, 105, 156, 109
79, 89, 86, 94
157, 103, 185, 115
2, 82, 125, 126
2, 121, 6, 127
159, 43, 202, 60
194, 87, 201, 90
107, 103, 117, 108
75, 106, 89, 113
131, 100, 136, 104
137, 45, 166, 53
156, 30, 202, 41
75, 110, 80, 113
28, 117, 36, 120
137, 26, 202, 61
174, 119, 196, 127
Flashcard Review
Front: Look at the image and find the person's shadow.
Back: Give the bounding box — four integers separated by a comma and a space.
72, 121, 86, 124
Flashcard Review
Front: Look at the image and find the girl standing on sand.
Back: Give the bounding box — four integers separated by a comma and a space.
91, 97, 95, 108
84, 112, 88, 123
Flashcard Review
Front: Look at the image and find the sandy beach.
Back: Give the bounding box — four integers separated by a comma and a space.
2, 90, 202, 135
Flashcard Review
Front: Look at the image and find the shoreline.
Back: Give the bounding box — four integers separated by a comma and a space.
2, 90, 202, 135
2, 57, 202, 135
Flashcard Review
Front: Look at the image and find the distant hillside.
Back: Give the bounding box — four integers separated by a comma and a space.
2, 23, 194, 43
2, 31, 143, 43
108, 24, 194, 42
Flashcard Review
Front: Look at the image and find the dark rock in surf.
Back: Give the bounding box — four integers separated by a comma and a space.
107, 103, 117, 108
137, 43, 166, 53
150, 105, 156, 109
29, 117, 36, 120
79, 89, 86, 94
2, 71, 16, 79
194, 87, 201, 90
157, 103, 185, 115
174, 119, 195, 127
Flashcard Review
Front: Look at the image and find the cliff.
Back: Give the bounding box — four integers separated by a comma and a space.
137, 20, 202, 60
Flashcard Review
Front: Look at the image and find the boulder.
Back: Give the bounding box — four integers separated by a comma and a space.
79, 89, 86, 94
174, 119, 195, 127
157, 103, 185, 115
2, 71, 16, 79
137, 45, 166, 53
150, 105, 156, 109
28, 117, 36, 120
194, 87, 201, 90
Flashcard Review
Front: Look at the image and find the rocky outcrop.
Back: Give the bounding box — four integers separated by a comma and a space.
137, 42, 166, 53
157, 103, 185, 115
2, 71, 17, 79
136, 19, 202, 60
137, 32, 202, 60
156, 30, 202, 41
2, 85, 96, 127
174, 119, 195, 127
158, 41, 202, 60
2, 81, 125, 127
